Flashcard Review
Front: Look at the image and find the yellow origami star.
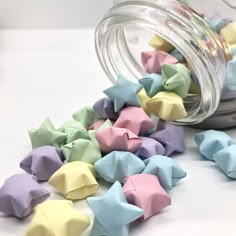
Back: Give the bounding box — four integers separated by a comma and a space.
148, 34, 174, 52
221, 23, 236, 45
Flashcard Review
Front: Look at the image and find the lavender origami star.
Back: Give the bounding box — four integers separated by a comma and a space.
0, 174, 50, 218
20, 146, 64, 181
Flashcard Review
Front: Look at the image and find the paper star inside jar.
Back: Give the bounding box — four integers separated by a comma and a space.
25, 200, 90, 236
103, 75, 143, 112
221, 22, 236, 45
87, 181, 144, 236
123, 174, 171, 221
48, 161, 99, 200
20, 146, 64, 181
141, 50, 178, 74
169, 48, 186, 63
143, 155, 187, 191
148, 34, 174, 52
226, 57, 236, 90
28, 118, 67, 149
0, 174, 50, 218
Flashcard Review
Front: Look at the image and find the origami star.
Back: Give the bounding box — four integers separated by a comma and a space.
28, 118, 67, 149
137, 88, 152, 116
139, 73, 164, 97
95, 127, 142, 153
142, 155, 187, 191
61, 139, 101, 164
72, 106, 100, 128
221, 22, 236, 45
0, 174, 50, 218
169, 48, 186, 63
194, 130, 234, 161
103, 75, 143, 112
226, 57, 236, 90
146, 91, 187, 121
208, 17, 231, 33
95, 151, 145, 183
87, 181, 144, 236
59, 120, 90, 144
162, 63, 191, 98
93, 97, 119, 120
49, 161, 99, 200
141, 50, 178, 74
113, 106, 154, 135
20, 146, 64, 181
213, 145, 236, 179
149, 120, 185, 156
25, 200, 90, 236
134, 136, 166, 160
148, 34, 174, 52
123, 174, 171, 221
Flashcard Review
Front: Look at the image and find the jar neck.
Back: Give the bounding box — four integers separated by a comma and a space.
95, 0, 227, 125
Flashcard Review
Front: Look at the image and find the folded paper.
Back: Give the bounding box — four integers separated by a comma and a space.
0, 174, 50, 218
103, 75, 143, 112
146, 91, 187, 121
25, 200, 90, 236
149, 120, 185, 156
170, 48, 186, 63
139, 73, 163, 97
208, 17, 231, 33
143, 155, 187, 191
226, 57, 236, 90
93, 97, 119, 120
162, 63, 191, 98
194, 130, 234, 161
88, 119, 107, 130
113, 106, 155, 135
213, 145, 236, 179
49, 161, 99, 200
137, 88, 152, 116
95, 151, 145, 183
148, 35, 174, 52
61, 139, 101, 164
134, 137, 166, 160
29, 118, 67, 149
87, 181, 144, 236
95, 127, 142, 153
221, 22, 236, 45
123, 174, 171, 221
20, 146, 64, 181
141, 50, 178, 74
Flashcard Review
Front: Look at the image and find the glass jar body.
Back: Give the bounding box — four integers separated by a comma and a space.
96, 0, 236, 128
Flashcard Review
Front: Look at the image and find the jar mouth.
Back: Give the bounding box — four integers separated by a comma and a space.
95, 0, 227, 125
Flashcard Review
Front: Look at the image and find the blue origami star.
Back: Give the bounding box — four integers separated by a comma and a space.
226, 57, 236, 90
213, 145, 236, 179
95, 151, 145, 183
194, 130, 234, 161
170, 48, 186, 63
87, 181, 144, 236
103, 75, 143, 112
208, 18, 231, 33
139, 73, 163, 97
142, 155, 187, 191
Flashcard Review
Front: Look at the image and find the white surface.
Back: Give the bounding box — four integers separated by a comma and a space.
0, 29, 236, 236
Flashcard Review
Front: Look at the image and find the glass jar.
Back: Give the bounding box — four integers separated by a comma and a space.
95, 0, 236, 129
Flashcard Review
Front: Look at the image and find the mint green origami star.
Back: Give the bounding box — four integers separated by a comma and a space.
103, 75, 143, 112
28, 118, 67, 149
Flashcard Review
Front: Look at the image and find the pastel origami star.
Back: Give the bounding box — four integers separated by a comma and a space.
226, 57, 236, 90
49, 161, 99, 200
123, 174, 171, 221
146, 91, 187, 121
213, 145, 236, 179
20, 146, 64, 181
25, 200, 90, 236
88, 119, 108, 130
28, 118, 67, 149
95, 127, 142, 153
61, 139, 101, 164
162, 63, 191, 98
113, 106, 154, 135
93, 97, 119, 120
103, 75, 143, 112
148, 34, 174, 52
141, 50, 178, 74
72, 106, 100, 128
149, 120, 185, 156
87, 181, 144, 236
169, 48, 186, 63
221, 22, 236, 45
0, 174, 50, 218
194, 130, 234, 161
139, 73, 164, 97
137, 88, 152, 116
59, 120, 89, 144
142, 155, 187, 191
208, 17, 231, 33
134, 136, 166, 160
95, 151, 145, 183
